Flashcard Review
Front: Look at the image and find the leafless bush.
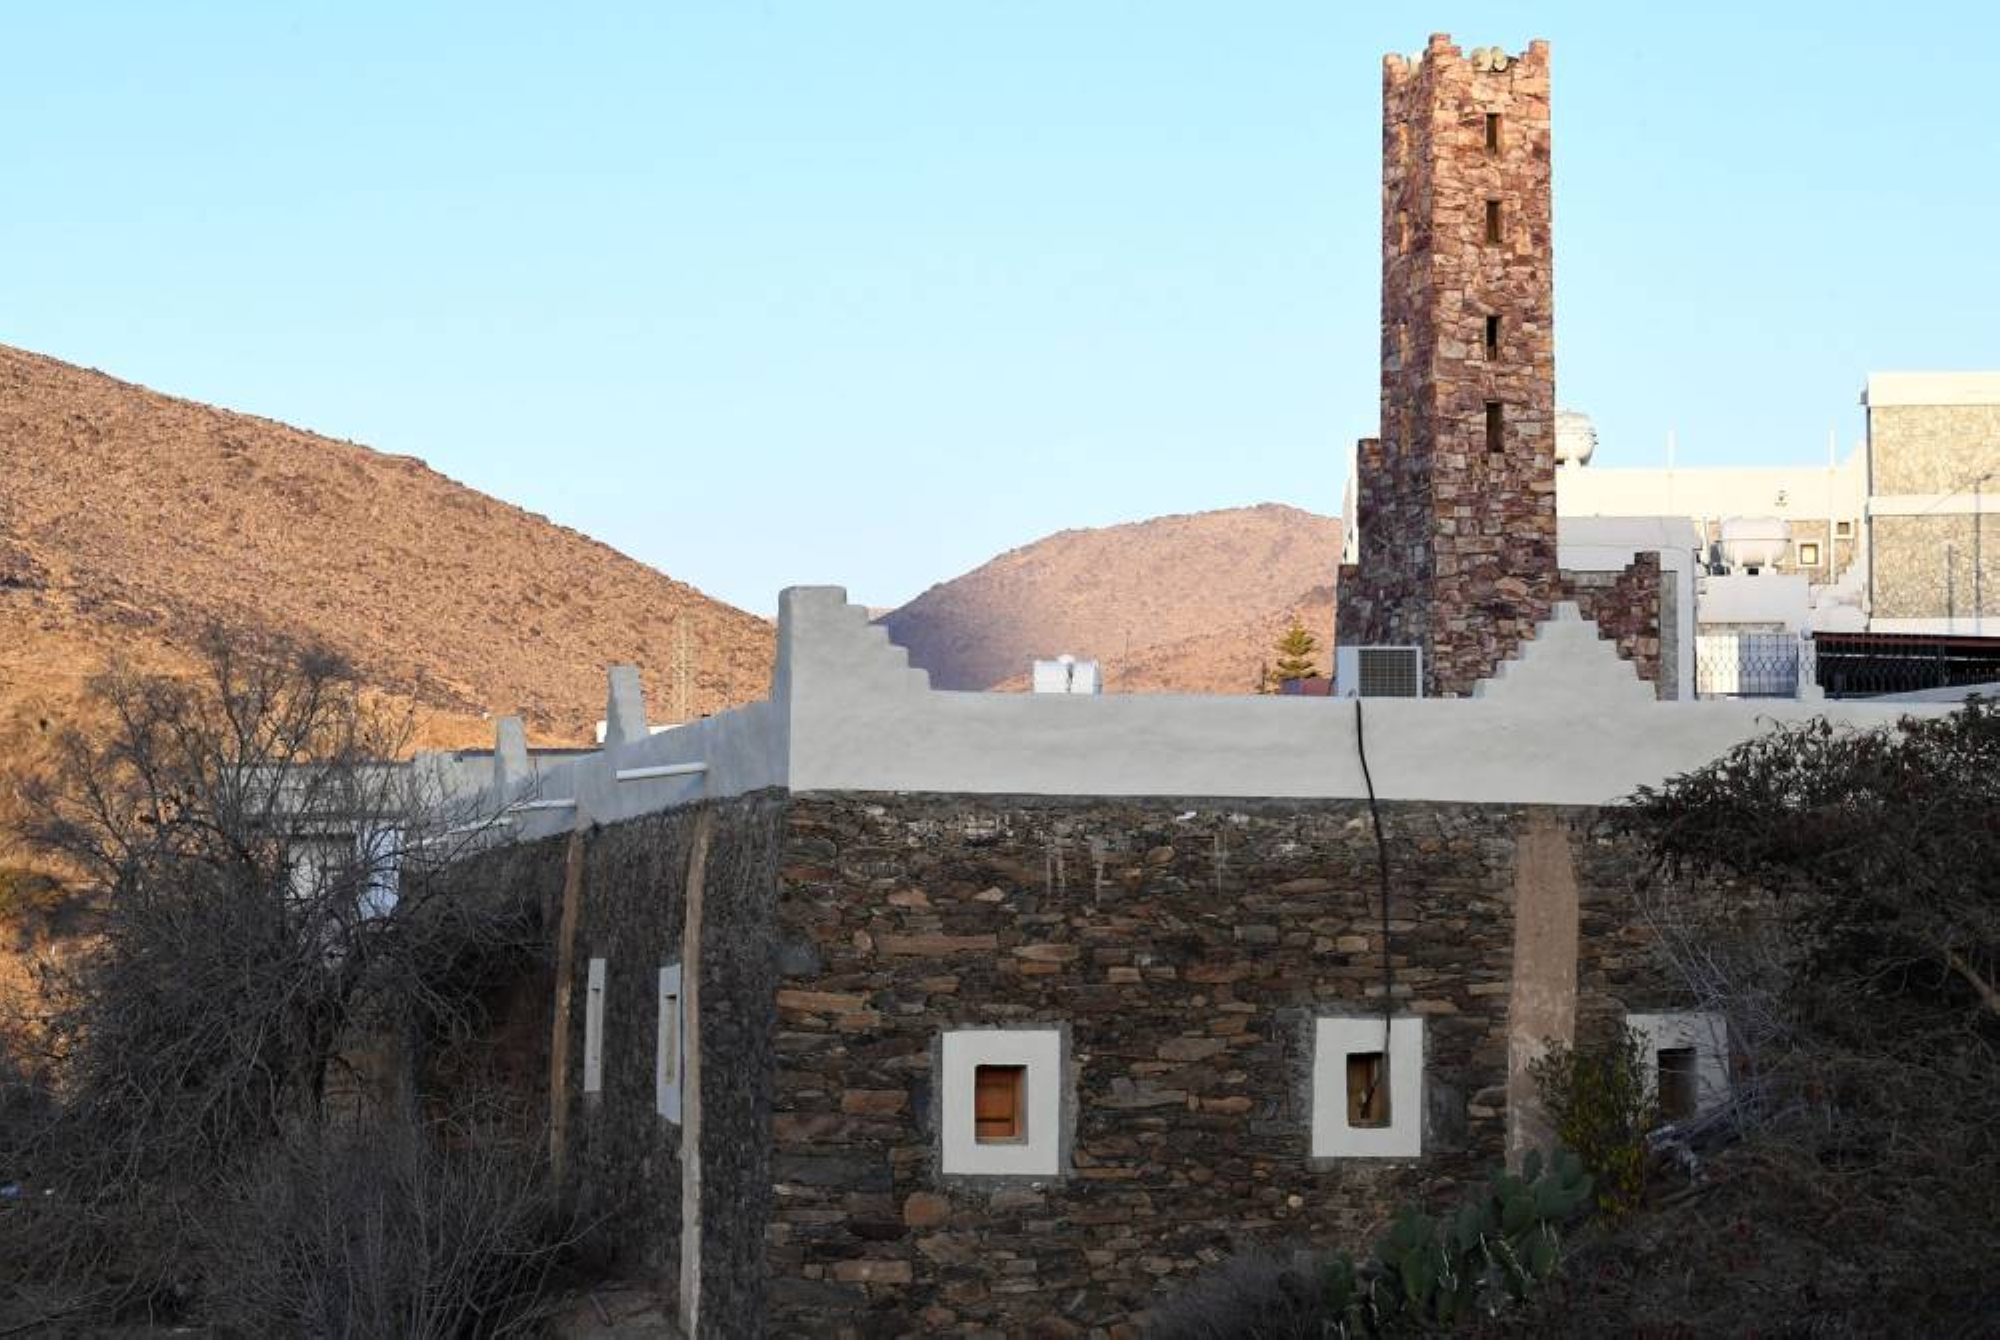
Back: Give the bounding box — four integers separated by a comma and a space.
1590, 700, 2000, 1331
203, 1113, 573, 1339
1, 627, 554, 1329
1144, 1246, 1332, 1340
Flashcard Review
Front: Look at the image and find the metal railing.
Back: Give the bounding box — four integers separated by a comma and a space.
1695, 633, 1806, 699
1813, 632, 2000, 699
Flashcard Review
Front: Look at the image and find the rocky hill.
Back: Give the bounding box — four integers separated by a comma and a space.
880, 504, 1339, 693
0, 345, 774, 756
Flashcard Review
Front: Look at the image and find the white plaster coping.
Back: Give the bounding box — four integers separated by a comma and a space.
657, 963, 683, 1125
1312, 1015, 1424, 1159
939, 1028, 1064, 1177
583, 957, 606, 1096
1626, 1011, 1729, 1116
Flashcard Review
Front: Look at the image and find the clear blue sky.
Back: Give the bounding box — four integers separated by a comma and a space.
5, 4, 1996, 614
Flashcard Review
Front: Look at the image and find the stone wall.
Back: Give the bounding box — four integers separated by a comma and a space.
1559, 553, 1664, 694
763, 793, 1670, 1336
1341, 35, 1559, 697
550, 792, 786, 1330
1871, 512, 2000, 622
1869, 402, 2000, 494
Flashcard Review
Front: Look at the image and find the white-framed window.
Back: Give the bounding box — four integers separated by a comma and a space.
1797, 541, 1821, 567
1311, 1015, 1424, 1158
657, 962, 683, 1124
1626, 1012, 1729, 1121
939, 1028, 1064, 1177
583, 957, 607, 1096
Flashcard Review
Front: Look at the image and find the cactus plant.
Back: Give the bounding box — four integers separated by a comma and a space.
1309, 1148, 1593, 1336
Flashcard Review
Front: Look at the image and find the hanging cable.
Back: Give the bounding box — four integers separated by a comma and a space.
1354, 697, 1396, 1111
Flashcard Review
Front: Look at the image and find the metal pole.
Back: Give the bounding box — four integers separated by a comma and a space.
1946, 542, 1957, 634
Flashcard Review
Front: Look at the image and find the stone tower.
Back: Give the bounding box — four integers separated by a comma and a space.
1338, 34, 1558, 697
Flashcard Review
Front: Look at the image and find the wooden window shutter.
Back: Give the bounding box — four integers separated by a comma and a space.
974, 1064, 1026, 1142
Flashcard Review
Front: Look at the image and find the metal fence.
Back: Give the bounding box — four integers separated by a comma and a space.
1814, 632, 2000, 699
1695, 633, 1805, 699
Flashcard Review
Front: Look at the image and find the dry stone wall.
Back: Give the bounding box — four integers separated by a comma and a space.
762, 793, 1670, 1336
1341, 35, 1560, 698
1560, 553, 1664, 692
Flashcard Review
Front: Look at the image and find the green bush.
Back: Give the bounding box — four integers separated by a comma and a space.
1529, 1025, 1657, 1215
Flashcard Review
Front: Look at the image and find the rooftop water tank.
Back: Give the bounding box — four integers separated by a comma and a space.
1718, 517, 1789, 571
1554, 409, 1597, 466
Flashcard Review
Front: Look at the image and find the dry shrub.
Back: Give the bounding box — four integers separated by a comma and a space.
203, 1115, 573, 1340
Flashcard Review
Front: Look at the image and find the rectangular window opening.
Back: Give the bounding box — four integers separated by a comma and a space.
1485, 112, 1502, 153
1484, 199, 1504, 245
660, 994, 680, 1085
1658, 1047, 1698, 1121
1485, 401, 1505, 454
1836, 520, 1853, 537
1346, 1051, 1391, 1128
974, 1064, 1026, 1143
1798, 542, 1821, 567
1483, 314, 1501, 359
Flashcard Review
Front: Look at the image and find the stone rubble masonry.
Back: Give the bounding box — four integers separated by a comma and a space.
762, 793, 1671, 1336
1340, 35, 1561, 697
1559, 552, 1665, 691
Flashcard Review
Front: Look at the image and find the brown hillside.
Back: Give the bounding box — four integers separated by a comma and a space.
880, 504, 1339, 692
0, 345, 773, 756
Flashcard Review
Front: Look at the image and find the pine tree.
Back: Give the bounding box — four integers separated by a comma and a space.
1271, 617, 1321, 683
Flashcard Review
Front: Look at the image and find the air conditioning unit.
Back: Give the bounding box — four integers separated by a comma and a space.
1334, 645, 1424, 698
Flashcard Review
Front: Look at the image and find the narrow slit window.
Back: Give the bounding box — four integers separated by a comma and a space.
1658, 1047, 1698, 1121
1346, 1052, 1390, 1127
1483, 314, 1501, 358
974, 1064, 1026, 1143
1484, 199, 1504, 245
660, 993, 680, 1085
1485, 401, 1505, 454
1485, 112, 1502, 153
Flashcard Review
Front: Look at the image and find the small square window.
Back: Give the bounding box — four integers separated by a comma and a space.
1836, 520, 1853, 537
1484, 199, 1504, 245
1797, 542, 1821, 566
1657, 1047, 1698, 1121
1312, 1016, 1423, 1159
974, 1065, 1026, 1143
1483, 314, 1501, 358
1346, 1052, 1390, 1127
1484, 112, 1502, 153
1627, 1011, 1729, 1121
941, 1029, 1064, 1176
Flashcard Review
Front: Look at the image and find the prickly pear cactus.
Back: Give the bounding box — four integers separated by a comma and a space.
1323, 1149, 1594, 1335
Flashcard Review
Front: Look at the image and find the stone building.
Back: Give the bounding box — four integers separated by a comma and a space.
1337, 35, 1668, 699
1863, 372, 2000, 633
410, 586, 1950, 1337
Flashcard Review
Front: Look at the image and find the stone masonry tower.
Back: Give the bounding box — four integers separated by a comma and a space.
1338, 34, 1558, 696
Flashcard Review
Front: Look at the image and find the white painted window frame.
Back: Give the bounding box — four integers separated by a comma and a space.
1311, 1015, 1424, 1159
940, 1028, 1063, 1177
583, 957, 607, 1096
657, 962, 684, 1124
1626, 1011, 1729, 1116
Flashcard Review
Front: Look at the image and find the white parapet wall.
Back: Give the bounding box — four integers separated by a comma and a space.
462, 585, 1957, 839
